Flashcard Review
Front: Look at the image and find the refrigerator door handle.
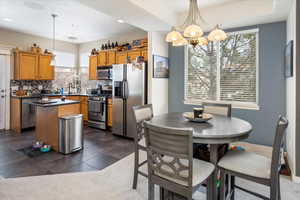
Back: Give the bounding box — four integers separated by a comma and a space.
123, 80, 129, 99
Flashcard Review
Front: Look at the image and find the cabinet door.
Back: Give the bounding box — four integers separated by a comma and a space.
127, 51, 141, 62
19, 52, 38, 80
141, 50, 148, 61
107, 99, 112, 127
38, 55, 54, 80
98, 51, 107, 66
116, 52, 128, 64
89, 56, 97, 80
80, 96, 88, 121
107, 51, 116, 66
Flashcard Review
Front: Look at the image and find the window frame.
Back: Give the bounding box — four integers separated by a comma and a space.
184, 28, 260, 110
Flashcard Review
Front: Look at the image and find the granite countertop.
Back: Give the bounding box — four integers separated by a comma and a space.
11, 93, 89, 99
29, 99, 80, 107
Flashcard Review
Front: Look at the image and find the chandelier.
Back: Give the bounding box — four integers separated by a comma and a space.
166, 0, 227, 47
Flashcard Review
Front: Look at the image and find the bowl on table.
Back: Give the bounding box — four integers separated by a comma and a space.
183, 112, 213, 123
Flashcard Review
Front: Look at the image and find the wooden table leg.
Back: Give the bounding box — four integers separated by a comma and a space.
208, 144, 220, 200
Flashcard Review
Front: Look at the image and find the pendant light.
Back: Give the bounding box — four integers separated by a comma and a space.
50, 14, 57, 66
165, 0, 227, 47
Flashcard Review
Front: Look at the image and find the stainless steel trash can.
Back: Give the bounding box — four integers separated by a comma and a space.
59, 114, 83, 154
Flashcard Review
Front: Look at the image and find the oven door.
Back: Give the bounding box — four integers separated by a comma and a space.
88, 100, 105, 122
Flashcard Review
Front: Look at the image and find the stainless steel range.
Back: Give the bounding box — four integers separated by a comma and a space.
87, 96, 107, 130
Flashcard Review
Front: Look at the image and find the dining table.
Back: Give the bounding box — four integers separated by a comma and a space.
147, 112, 253, 200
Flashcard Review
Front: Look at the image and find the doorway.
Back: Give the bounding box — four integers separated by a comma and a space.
0, 53, 10, 130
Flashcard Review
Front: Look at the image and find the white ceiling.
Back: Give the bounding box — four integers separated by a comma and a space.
0, 0, 293, 44
127, 0, 293, 31
0, 0, 147, 43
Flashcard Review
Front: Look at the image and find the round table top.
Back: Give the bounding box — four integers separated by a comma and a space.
148, 112, 253, 144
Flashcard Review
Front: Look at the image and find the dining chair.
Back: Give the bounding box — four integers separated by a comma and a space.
144, 121, 215, 200
218, 116, 288, 200
194, 102, 232, 161
132, 104, 153, 189
202, 102, 232, 117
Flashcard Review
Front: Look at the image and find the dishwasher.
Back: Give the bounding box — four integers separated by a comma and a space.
22, 97, 40, 129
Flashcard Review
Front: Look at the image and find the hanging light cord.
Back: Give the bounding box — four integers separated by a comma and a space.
52, 14, 57, 52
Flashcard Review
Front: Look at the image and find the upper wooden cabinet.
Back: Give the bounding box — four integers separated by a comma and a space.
107, 51, 116, 66
89, 48, 148, 79
98, 51, 107, 66
116, 52, 128, 64
141, 50, 148, 61
13, 50, 54, 80
14, 51, 38, 80
38, 55, 54, 80
127, 50, 141, 62
89, 55, 98, 80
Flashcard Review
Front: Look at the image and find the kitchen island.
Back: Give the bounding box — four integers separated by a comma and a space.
30, 99, 81, 151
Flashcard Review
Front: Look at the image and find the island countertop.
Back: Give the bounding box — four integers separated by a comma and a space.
29, 99, 80, 107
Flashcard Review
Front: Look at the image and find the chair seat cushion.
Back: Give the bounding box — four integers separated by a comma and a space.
218, 150, 271, 179
155, 158, 215, 187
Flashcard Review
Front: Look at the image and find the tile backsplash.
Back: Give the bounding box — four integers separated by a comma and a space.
10, 80, 52, 94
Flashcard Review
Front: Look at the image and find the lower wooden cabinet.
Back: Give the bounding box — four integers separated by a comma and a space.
107, 98, 112, 127
80, 96, 88, 121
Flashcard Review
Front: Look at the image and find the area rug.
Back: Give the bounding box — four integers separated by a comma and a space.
0, 151, 299, 200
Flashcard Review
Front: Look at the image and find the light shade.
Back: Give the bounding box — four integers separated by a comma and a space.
184, 24, 203, 38
172, 37, 188, 46
208, 27, 227, 41
197, 37, 208, 46
165, 30, 183, 42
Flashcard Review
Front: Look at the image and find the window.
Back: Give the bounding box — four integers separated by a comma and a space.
80, 52, 90, 68
185, 29, 259, 109
54, 51, 76, 68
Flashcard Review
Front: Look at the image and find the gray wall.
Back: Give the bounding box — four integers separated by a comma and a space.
168, 22, 287, 146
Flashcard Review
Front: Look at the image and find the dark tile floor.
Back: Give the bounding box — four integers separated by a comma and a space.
0, 127, 134, 178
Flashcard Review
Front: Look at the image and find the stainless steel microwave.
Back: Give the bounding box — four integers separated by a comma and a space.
97, 66, 112, 80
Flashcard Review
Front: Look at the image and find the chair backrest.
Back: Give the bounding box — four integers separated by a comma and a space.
270, 116, 288, 178
132, 104, 153, 141
202, 102, 232, 117
144, 121, 194, 188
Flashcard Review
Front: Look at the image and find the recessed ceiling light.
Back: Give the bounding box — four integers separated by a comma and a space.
117, 19, 125, 23
2, 18, 13, 22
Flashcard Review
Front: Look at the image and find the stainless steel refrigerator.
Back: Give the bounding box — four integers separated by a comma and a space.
112, 63, 146, 138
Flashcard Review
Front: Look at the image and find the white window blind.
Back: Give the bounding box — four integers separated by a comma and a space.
54, 51, 75, 68
185, 29, 259, 109
80, 52, 90, 68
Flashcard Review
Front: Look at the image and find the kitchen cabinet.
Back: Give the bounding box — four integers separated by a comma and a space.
80, 96, 88, 121
141, 49, 148, 61
107, 98, 112, 127
107, 51, 116, 66
13, 50, 54, 80
98, 51, 107, 66
14, 51, 38, 80
127, 50, 141, 62
38, 55, 54, 80
10, 98, 22, 133
116, 52, 128, 64
89, 55, 98, 80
